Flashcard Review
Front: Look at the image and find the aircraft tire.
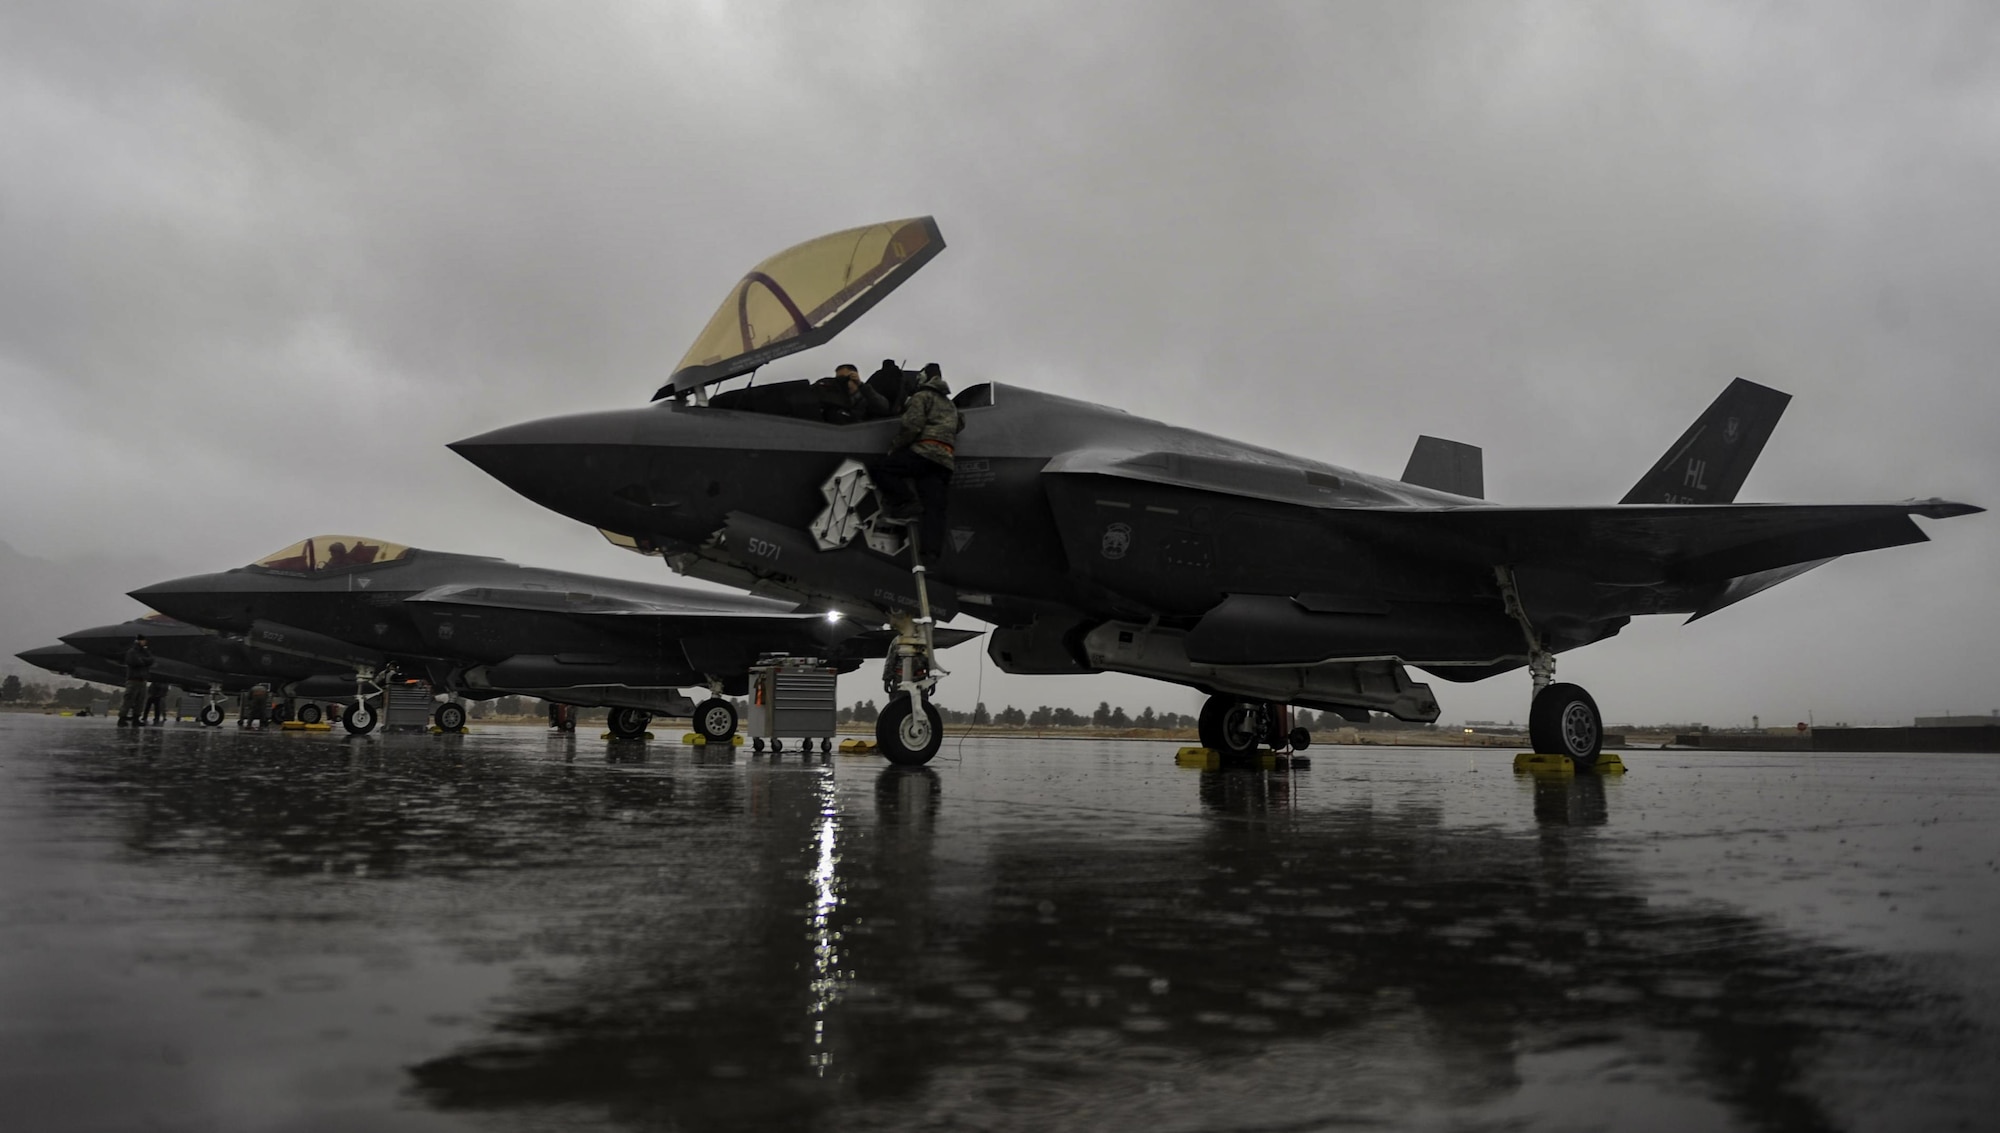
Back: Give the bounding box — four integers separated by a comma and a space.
1198, 696, 1263, 758
877, 693, 943, 766
297, 703, 322, 725
694, 698, 738, 743
197, 703, 225, 728
344, 702, 379, 736
607, 706, 651, 741
1289, 726, 1312, 750
1530, 683, 1602, 767
434, 702, 467, 733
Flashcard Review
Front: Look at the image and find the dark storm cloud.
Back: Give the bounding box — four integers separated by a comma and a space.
2, 1, 1994, 721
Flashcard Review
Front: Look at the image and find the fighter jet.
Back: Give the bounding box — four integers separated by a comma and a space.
59, 614, 359, 725
130, 534, 976, 739
16, 638, 288, 725
447, 216, 1981, 766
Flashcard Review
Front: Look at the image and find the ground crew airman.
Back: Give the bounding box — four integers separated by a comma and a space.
873, 362, 964, 562
118, 635, 154, 727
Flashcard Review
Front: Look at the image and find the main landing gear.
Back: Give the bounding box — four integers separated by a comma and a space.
692, 697, 737, 743
608, 706, 652, 741
1498, 567, 1604, 767
875, 539, 947, 766
433, 701, 468, 734
1197, 697, 1313, 758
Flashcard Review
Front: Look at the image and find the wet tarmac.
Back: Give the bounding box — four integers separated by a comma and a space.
1, 714, 1995, 1132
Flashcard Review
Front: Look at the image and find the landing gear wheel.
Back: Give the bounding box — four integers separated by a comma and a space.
1530, 682, 1602, 768
607, 707, 651, 741
693, 698, 737, 743
297, 703, 322, 725
1198, 695, 1264, 758
197, 703, 225, 728
433, 702, 467, 733
343, 701, 378, 736
876, 693, 943, 766
1288, 726, 1312, 751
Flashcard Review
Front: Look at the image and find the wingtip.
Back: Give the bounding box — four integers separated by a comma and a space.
1910, 498, 1983, 519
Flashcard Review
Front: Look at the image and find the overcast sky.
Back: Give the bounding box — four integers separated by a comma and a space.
3, 1, 1995, 726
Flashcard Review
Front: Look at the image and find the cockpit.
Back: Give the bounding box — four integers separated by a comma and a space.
251, 536, 413, 574
702, 374, 995, 423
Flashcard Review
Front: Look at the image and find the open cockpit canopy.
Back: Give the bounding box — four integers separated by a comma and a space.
654, 216, 944, 400
252, 536, 413, 574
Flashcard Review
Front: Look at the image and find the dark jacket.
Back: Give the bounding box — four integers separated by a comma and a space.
865, 363, 913, 412
890, 374, 965, 470
123, 643, 154, 682
814, 376, 893, 424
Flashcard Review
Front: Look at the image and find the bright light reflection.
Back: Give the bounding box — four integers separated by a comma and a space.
806, 770, 843, 1077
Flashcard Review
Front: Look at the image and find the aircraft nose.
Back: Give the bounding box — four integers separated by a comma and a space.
129, 574, 242, 631
57, 624, 137, 657
450, 409, 660, 530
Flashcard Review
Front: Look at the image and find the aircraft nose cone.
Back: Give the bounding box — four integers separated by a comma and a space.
450, 409, 659, 532
129, 574, 240, 631
57, 623, 138, 657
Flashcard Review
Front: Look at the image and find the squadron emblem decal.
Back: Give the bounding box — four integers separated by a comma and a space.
1101, 522, 1132, 560
1723, 416, 1742, 444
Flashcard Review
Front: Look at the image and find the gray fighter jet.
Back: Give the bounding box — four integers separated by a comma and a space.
447, 216, 1981, 766
130, 534, 976, 739
59, 614, 359, 725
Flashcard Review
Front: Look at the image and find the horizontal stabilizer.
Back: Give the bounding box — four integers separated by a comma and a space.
1401, 436, 1483, 499
1622, 378, 1791, 504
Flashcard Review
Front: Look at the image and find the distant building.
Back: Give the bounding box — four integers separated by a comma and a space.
1914, 713, 2000, 728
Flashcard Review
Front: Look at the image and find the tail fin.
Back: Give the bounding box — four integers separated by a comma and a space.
1401, 436, 1484, 499
1620, 378, 1791, 504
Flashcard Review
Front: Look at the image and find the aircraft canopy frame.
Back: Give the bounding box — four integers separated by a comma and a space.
251, 536, 414, 574
653, 216, 945, 401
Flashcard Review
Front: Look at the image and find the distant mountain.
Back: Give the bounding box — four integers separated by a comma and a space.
0, 541, 171, 677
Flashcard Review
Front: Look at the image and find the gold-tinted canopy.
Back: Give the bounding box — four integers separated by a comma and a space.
656, 216, 944, 399
252, 536, 412, 573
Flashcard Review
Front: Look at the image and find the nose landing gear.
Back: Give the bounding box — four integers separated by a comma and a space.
875, 542, 947, 766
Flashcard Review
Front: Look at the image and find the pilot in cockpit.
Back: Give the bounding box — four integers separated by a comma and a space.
813, 363, 893, 424
866, 359, 914, 412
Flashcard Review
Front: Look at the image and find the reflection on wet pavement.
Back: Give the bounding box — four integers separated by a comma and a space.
1, 716, 1994, 1131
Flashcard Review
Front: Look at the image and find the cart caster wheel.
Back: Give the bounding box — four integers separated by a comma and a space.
752, 737, 764, 753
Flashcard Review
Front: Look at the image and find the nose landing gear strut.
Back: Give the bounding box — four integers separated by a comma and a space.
875, 540, 947, 766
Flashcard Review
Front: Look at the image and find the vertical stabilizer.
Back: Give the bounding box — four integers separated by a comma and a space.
1401, 436, 1484, 499
1620, 378, 1791, 504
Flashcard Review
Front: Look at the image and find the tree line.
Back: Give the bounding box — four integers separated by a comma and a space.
836, 699, 1347, 730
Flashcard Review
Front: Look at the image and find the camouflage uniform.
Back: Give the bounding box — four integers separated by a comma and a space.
875, 369, 965, 560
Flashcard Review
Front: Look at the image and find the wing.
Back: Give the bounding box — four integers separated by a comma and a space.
1342, 499, 1980, 585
